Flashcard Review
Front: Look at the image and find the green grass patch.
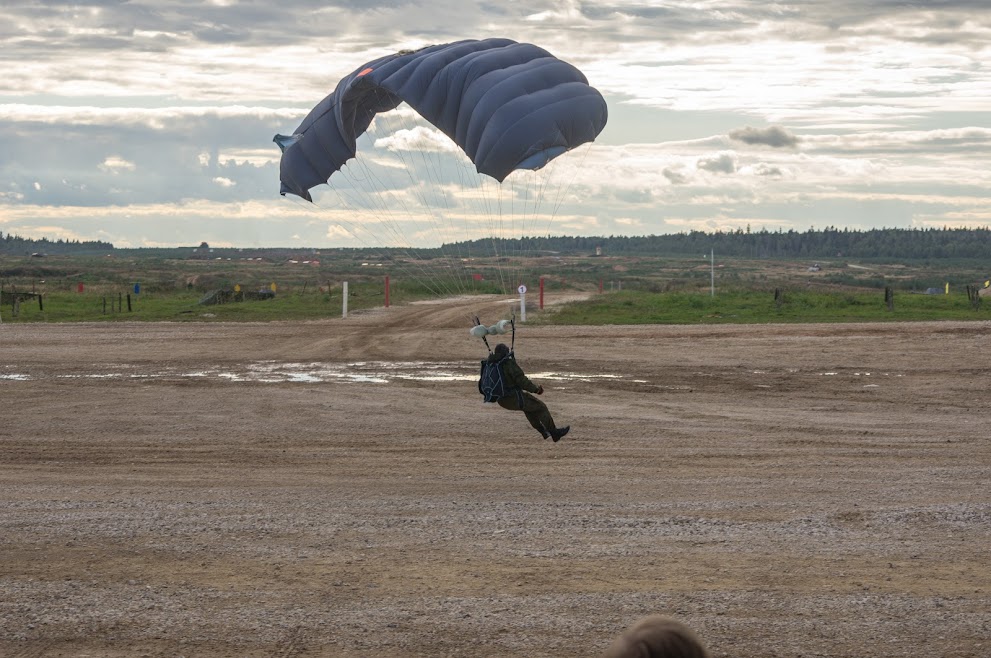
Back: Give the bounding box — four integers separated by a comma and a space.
6, 287, 989, 324
536, 289, 991, 325
2, 284, 404, 323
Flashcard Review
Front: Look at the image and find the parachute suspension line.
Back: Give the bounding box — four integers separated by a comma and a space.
301, 189, 456, 301
538, 143, 593, 240
472, 315, 492, 353
510, 310, 516, 353
512, 175, 524, 294
549, 143, 592, 222
326, 166, 459, 300
519, 167, 553, 293
475, 173, 507, 296
383, 102, 475, 297
336, 112, 477, 302
505, 171, 536, 299
379, 99, 512, 302
314, 131, 471, 303
353, 97, 471, 300
517, 173, 536, 296
381, 143, 470, 298
515, 143, 595, 295
495, 177, 513, 296
356, 105, 492, 330
503, 177, 518, 296
278, 191, 440, 296
452, 149, 484, 293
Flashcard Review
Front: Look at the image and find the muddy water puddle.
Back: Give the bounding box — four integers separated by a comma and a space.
1, 361, 645, 386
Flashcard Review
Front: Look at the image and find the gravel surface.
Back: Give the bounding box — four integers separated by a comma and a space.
1, 297, 989, 656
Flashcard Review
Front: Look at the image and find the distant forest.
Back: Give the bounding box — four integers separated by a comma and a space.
0, 231, 114, 256
3, 226, 991, 260
449, 227, 991, 260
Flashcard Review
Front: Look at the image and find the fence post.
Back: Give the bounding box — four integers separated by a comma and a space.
966, 285, 981, 310
884, 286, 894, 311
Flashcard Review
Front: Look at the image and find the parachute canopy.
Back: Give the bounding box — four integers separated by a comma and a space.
275, 38, 608, 201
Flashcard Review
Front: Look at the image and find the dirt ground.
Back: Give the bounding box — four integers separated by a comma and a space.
1, 295, 989, 657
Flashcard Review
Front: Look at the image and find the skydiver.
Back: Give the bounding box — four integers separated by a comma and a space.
482, 343, 570, 442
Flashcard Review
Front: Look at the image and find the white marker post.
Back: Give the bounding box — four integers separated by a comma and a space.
342, 281, 349, 318
710, 248, 715, 297
518, 284, 527, 322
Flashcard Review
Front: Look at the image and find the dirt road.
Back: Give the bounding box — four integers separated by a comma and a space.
1, 297, 989, 657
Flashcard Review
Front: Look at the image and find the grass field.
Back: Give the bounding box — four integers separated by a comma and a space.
2, 251, 989, 324
536, 288, 991, 325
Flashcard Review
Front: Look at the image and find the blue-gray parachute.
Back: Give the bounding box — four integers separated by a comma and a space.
275, 38, 608, 201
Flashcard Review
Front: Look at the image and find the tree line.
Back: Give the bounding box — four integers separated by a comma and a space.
4, 226, 991, 260
0, 231, 114, 256
446, 227, 991, 260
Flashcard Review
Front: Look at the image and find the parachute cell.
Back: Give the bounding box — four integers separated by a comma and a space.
275, 38, 608, 201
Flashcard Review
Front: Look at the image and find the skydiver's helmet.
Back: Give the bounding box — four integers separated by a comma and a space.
493, 343, 510, 360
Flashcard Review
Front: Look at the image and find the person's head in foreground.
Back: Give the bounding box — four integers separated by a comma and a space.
603, 615, 710, 658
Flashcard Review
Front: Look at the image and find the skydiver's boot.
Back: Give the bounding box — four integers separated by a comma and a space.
549, 426, 570, 443
538, 424, 550, 440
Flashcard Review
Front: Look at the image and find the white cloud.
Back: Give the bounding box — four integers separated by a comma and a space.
729, 125, 799, 148
697, 152, 738, 174
0, 1, 987, 245
374, 126, 460, 154
100, 157, 136, 174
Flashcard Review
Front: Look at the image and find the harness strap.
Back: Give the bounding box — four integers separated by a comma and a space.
510, 311, 516, 352
473, 314, 492, 353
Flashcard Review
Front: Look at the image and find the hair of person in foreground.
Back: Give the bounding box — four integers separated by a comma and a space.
602, 615, 711, 658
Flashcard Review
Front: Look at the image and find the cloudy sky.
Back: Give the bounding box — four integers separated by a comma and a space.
1, 0, 988, 248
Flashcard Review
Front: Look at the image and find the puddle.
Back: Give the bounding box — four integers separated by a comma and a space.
1, 361, 639, 386
819, 371, 902, 377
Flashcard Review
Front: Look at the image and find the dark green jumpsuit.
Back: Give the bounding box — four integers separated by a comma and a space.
486, 354, 558, 436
